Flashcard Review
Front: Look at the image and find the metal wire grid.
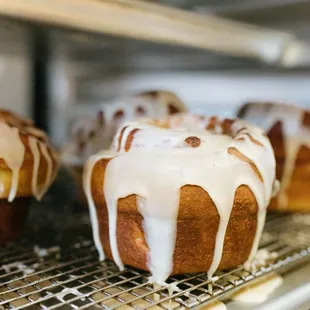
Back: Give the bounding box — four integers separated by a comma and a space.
0, 213, 309, 310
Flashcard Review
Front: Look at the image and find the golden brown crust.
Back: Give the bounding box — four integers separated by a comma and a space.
0, 135, 57, 199
262, 110, 310, 212
0, 109, 33, 127
268, 143, 310, 212
89, 158, 258, 274
124, 128, 140, 152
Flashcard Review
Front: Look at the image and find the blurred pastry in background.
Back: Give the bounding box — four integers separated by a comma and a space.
238, 102, 310, 212
62, 90, 187, 204
83, 114, 276, 283
0, 109, 59, 244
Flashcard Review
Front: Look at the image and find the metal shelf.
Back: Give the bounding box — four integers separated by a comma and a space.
0, 0, 299, 64
0, 213, 309, 309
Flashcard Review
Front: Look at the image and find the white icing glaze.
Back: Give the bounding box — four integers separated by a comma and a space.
244, 248, 278, 271
84, 114, 276, 284
2, 261, 39, 275
63, 91, 187, 167
33, 245, 60, 258
230, 273, 283, 303
57, 288, 85, 302
2, 261, 27, 273
240, 102, 310, 209
0, 112, 57, 202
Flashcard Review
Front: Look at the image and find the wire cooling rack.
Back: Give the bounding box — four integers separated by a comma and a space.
0, 212, 310, 309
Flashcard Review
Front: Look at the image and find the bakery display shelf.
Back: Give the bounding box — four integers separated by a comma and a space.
0, 213, 309, 309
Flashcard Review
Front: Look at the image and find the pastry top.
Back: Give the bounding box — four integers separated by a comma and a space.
84, 114, 276, 284
238, 101, 310, 209
0, 109, 58, 202
62, 90, 187, 166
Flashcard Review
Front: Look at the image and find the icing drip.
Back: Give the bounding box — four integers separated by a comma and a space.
230, 273, 283, 303
136, 193, 180, 283
2, 261, 39, 275
84, 152, 117, 261
240, 103, 310, 209
247, 248, 278, 268
0, 122, 25, 202
57, 288, 85, 302
84, 114, 276, 284
247, 209, 267, 264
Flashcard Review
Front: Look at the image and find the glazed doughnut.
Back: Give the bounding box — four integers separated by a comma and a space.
62, 90, 187, 203
84, 114, 276, 284
0, 109, 59, 244
238, 102, 310, 212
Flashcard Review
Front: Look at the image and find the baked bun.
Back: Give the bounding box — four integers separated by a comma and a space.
62, 90, 187, 203
84, 114, 276, 284
238, 102, 310, 212
0, 109, 59, 244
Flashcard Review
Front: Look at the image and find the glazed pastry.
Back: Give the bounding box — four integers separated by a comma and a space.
0, 110, 59, 244
63, 90, 187, 166
84, 114, 276, 284
238, 102, 310, 212
62, 90, 187, 203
